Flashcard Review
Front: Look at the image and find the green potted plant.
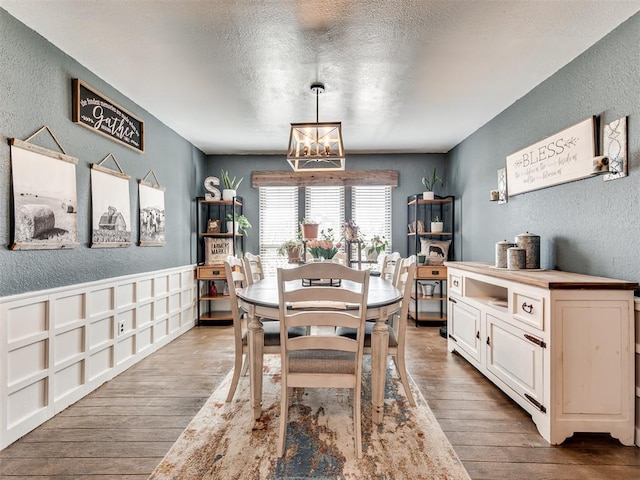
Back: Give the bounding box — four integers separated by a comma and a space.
421, 167, 444, 200
430, 215, 444, 233
365, 235, 389, 261
300, 218, 319, 239
221, 170, 243, 201
277, 239, 304, 262
417, 252, 427, 265
225, 213, 251, 235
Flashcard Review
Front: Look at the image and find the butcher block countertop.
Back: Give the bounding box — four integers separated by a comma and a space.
444, 261, 638, 290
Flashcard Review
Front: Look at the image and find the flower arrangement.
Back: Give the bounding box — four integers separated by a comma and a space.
342, 219, 363, 243
307, 228, 342, 260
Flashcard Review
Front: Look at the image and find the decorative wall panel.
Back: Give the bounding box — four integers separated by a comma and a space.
0, 265, 196, 450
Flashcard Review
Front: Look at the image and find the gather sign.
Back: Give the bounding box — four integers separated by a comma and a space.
506, 117, 596, 196
72, 79, 144, 152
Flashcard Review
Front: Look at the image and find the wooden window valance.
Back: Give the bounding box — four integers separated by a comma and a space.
251, 170, 398, 187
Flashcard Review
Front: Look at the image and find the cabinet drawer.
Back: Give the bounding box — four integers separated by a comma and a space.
449, 272, 463, 295
197, 265, 226, 280
417, 265, 447, 279
512, 290, 544, 330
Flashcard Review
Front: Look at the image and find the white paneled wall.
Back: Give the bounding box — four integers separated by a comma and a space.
0, 265, 196, 450
635, 298, 640, 446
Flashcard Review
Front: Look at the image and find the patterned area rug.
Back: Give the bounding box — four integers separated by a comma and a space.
149, 356, 470, 480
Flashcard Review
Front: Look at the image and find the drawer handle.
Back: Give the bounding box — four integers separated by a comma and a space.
476, 331, 480, 340
432, 270, 440, 276
453, 279, 460, 287
521, 302, 533, 314
486, 336, 491, 346
212, 270, 221, 275
450, 297, 457, 304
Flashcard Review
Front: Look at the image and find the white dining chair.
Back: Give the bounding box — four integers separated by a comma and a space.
276, 262, 370, 458
380, 251, 401, 283
332, 251, 348, 265
243, 252, 264, 285
224, 255, 304, 402
336, 257, 417, 406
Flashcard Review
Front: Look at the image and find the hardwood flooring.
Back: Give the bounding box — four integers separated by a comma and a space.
1, 324, 638, 479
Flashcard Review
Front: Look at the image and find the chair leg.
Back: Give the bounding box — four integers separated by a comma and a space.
353, 385, 363, 459
225, 353, 244, 402
392, 354, 416, 406
277, 381, 289, 457
240, 355, 249, 376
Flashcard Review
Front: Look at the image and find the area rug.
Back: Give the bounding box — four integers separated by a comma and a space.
149, 356, 470, 480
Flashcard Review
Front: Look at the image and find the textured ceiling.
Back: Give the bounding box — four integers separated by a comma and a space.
2, 1, 639, 155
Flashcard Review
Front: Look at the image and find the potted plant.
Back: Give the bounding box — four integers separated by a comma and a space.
300, 218, 319, 239
417, 252, 427, 265
365, 235, 389, 261
221, 170, 243, 201
225, 213, 251, 235
430, 215, 444, 233
421, 167, 444, 200
277, 239, 303, 262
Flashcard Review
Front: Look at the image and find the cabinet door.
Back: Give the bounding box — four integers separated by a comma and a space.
448, 298, 481, 364
486, 314, 545, 412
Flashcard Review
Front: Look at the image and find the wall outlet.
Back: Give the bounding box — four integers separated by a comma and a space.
118, 321, 125, 335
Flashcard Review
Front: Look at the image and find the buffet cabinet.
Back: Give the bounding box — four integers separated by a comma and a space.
446, 262, 637, 445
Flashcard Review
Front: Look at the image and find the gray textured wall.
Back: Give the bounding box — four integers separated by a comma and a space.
0, 9, 206, 296
448, 12, 640, 284
207, 154, 447, 256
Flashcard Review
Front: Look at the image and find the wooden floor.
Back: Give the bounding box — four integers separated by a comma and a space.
1, 323, 639, 479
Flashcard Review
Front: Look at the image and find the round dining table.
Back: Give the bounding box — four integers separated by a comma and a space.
236, 275, 402, 425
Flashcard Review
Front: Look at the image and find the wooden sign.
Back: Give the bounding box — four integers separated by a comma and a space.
506, 117, 596, 196
205, 238, 233, 264
72, 79, 144, 152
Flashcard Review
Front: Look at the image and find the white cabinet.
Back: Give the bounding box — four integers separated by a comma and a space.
448, 297, 482, 365
446, 262, 636, 446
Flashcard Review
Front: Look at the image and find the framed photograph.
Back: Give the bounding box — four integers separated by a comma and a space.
139, 181, 166, 246
10, 137, 79, 250
91, 162, 132, 248
205, 237, 233, 264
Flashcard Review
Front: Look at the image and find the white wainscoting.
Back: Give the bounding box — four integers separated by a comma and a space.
635, 298, 640, 446
0, 265, 196, 451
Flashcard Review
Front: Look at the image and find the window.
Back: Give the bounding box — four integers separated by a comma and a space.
259, 186, 298, 277
259, 184, 392, 274
304, 186, 345, 243
352, 185, 392, 253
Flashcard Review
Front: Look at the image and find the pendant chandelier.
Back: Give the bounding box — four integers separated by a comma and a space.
287, 82, 345, 172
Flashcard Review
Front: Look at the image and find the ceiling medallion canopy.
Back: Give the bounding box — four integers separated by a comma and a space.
287, 83, 345, 172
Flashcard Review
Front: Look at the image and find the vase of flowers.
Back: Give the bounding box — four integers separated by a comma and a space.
307, 228, 341, 260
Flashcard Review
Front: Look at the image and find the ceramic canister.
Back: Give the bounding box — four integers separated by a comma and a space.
515, 232, 540, 269
495, 240, 516, 268
507, 247, 526, 270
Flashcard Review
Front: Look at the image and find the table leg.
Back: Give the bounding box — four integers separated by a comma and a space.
246, 304, 264, 420
371, 306, 389, 424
